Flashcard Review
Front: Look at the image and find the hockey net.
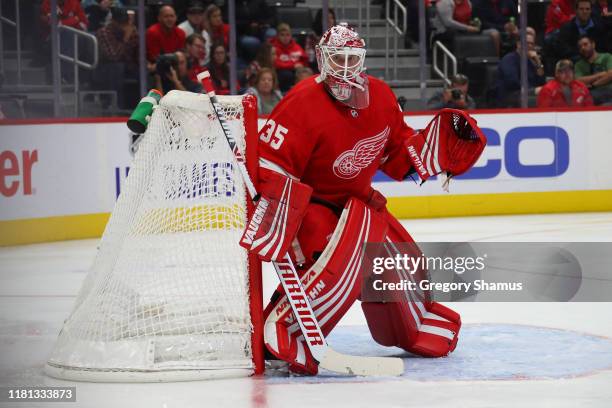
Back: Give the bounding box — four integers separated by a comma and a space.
45, 91, 263, 382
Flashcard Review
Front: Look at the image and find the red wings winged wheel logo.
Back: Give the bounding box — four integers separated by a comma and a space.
332, 127, 389, 179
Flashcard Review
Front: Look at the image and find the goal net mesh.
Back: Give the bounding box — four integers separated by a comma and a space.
46, 91, 255, 380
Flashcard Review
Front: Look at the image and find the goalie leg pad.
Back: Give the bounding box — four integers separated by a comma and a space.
361, 210, 461, 357
264, 198, 388, 374
293, 202, 340, 270
240, 170, 313, 262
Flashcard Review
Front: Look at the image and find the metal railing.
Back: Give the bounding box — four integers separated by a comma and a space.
0, 0, 22, 85
336, 0, 348, 23
432, 41, 457, 86
334, 0, 372, 42
58, 25, 98, 116
385, 0, 407, 80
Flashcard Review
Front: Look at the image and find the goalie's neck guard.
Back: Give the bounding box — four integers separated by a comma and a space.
316, 24, 369, 109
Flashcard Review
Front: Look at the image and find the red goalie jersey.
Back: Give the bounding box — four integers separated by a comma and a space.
258, 75, 415, 207
242, 24, 484, 376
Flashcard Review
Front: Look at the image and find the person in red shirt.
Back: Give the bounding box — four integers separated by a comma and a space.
270, 23, 308, 92
40, 0, 88, 82
242, 24, 486, 375
146, 5, 186, 63
204, 4, 230, 49
537, 59, 593, 107
545, 0, 575, 36
599, 0, 612, 17
40, 0, 88, 38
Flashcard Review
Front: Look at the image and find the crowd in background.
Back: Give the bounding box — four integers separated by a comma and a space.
423, 0, 611, 108
34, 0, 333, 114
19, 0, 612, 116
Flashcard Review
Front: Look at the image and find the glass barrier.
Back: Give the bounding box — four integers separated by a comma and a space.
0, 0, 610, 120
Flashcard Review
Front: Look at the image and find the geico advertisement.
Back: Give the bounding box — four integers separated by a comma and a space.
1, 111, 610, 221
374, 111, 609, 197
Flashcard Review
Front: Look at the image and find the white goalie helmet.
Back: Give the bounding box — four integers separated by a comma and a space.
316, 23, 369, 109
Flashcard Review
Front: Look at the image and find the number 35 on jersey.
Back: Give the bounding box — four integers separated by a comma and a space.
260, 119, 287, 150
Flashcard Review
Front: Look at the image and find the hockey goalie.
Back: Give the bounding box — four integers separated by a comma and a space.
240, 23, 486, 375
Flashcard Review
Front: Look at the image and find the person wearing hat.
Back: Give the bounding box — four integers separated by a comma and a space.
178, 1, 212, 64
96, 8, 138, 68
537, 59, 593, 107
85, 0, 113, 33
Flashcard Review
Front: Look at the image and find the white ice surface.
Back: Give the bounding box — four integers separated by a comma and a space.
1, 212, 611, 407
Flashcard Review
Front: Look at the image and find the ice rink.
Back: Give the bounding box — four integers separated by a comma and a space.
1, 212, 611, 407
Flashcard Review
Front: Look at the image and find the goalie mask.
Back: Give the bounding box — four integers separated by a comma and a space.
316, 23, 369, 109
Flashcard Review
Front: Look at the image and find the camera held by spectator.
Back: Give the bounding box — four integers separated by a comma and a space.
427, 74, 476, 110
155, 51, 201, 94
156, 53, 179, 77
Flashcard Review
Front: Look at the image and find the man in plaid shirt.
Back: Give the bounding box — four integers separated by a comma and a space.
95, 8, 138, 108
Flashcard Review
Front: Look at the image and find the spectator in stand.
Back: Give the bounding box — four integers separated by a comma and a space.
271, 23, 308, 93
146, 5, 186, 63
94, 7, 138, 108
305, 8, 337, 70
313, 8, 337, 39
40, 0, 88, 37
496, 33, 546, 107
204, 5, 230, 50
207, 43, 231, 95
575, 35, 612, 105
96, 8, 137, 69
545, 0, 575, 39
433, 0, 500, 54
185, 33, 208, 83
85, 0, 113, 32
246, 68, 283, 114
433, 0, 479, 42
234, 0, 277, 62
537, 59, 593, 107
40, 0, 88, 82
427, 73, 476, 109
599, 0, 612, 17
543, 0, 575, 74
156, 50, 202, 94
295, 66, 314, 84
178, 1, 211, 65
557, 0, 608, 61
472, 0, 518, 56
243, 42, 275, 88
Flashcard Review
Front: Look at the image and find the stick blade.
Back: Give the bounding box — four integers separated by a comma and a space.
320, 348, 404, 377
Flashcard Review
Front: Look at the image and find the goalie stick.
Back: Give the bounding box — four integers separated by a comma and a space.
197, 71, 404, 377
